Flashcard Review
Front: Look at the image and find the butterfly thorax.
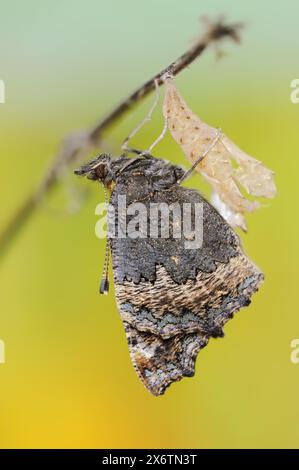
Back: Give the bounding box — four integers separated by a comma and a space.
75, 153, 185, 191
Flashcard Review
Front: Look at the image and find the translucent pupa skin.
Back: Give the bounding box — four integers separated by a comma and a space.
163, 78, 276, 230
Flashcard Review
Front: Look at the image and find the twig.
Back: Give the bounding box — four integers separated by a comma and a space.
0, 19, 243, 258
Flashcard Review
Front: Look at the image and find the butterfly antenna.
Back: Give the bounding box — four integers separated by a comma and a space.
99, 186, 110, 295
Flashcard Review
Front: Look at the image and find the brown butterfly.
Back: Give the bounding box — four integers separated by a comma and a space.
75, 152, 263, 396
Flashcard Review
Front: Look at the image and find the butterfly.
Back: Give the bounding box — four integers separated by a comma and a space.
75, 152, 263, 396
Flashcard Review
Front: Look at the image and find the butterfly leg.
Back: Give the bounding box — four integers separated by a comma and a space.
121, 79, 160, 154
178, 128, 222, 184
122, 147, 153, 158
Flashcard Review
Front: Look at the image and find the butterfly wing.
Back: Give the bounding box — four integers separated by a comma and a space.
109, 161, 263, 395
124, 324, 208, 396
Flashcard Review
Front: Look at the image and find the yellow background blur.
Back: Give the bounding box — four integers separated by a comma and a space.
0, 0, 299, 448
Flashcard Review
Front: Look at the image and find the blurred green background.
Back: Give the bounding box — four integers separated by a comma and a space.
0, 0, 299, 449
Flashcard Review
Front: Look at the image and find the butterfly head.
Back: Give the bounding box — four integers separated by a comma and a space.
75, 152, 185, 191
74, 154, 112, 184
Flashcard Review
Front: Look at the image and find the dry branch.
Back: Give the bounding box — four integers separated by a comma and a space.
0, 19, 243, 258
